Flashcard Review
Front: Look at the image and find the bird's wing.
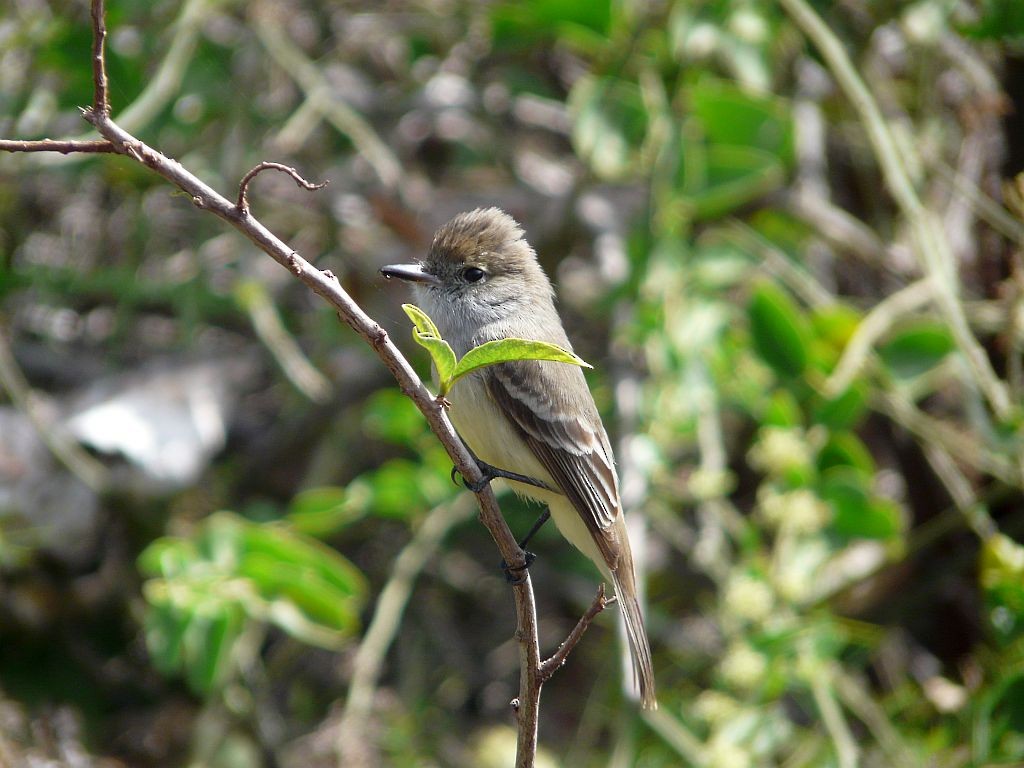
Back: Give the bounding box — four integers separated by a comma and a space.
483, 358, 622, 565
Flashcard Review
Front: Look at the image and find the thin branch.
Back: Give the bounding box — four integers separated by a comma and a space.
53, 2, 543, 764
539, 585, 612, 682
89, 0, 110, 116
514, 577, 542, 767
65, 109, 542, 752
0, 139, 115, 154
236, 161, 328, 215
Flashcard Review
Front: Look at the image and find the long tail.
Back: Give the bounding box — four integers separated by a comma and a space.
611, 560, 657, 709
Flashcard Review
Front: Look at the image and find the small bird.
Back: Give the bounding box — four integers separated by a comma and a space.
381, 207, 656, 708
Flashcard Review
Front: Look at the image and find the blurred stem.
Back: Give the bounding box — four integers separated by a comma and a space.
785, 189, 892, 268
833, 670, 916, 766
337, 495, 475, 767
873, 389, 1017, 486
1010, 285, 1024, 398
0, 326, 109, 491
724, 221, 833, 308
935, 162, 1024, 247
780, 0, 1012, 421
36, 0, 220, 166
642, 708, 706, 767
922, 443, 998, 539
691, 362, 746, 575
252, 9, 402, 191
808, 663, 859, 768
116, 0, 220, 133
235, 278, 332, 403
823, 279, 934, 397
608, 713, 636, 768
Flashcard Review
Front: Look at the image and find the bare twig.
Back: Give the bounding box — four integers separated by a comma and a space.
539, 585, 612, 682
236, 161, 328, 215
89, 0, 110, 116
0, 139, 115, 154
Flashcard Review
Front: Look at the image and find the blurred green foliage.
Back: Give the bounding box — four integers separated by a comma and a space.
139, 511, 367, 695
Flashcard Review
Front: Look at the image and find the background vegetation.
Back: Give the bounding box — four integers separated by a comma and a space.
2, 1, 1024, 766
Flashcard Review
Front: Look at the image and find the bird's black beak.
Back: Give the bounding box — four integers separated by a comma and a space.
380, 263, 441, 286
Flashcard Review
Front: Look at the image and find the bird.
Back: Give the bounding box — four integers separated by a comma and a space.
381, 207, 656, 709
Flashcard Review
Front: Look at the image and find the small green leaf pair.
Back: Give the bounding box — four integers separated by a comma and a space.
401, 304, 592, 397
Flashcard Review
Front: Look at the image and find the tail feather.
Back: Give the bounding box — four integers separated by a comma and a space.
611, 567, 657, 709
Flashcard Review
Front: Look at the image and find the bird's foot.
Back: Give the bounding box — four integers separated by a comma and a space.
450, 460, 554, 494
501, 550, 537, 585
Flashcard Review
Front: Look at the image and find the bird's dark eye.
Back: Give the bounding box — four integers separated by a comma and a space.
463, 267, 485, 283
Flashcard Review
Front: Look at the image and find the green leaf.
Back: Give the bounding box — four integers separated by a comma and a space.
810, 304, 862, 372
143, 599, 188, 676
236, 553, 360, 641
450, 338, 592, 388
286, 487, 362, 537
820, 468, 902, 541
402, 303, 441, 338
762, 390, 803, 428
492, 0, 611, 47
237, 521, 367, 601
362, 390, 427, 445
981, 533, 1024, 591
138, 537, 195, 579
748, 282, 810, 378
879, 323, 955, 380
569, 76, 649, 180
183, 605, 245, 695
812, 383, 869, 431
689, 78, 794, 164
981, 533, 1024, 644
677, 144, 785, 220
960, 0, 1024, 41
818, 432, 875, 476
402, 303, 457, 385
367, 459, 437, 518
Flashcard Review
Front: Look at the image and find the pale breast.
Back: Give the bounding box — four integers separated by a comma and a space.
447, 372, 560, 505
